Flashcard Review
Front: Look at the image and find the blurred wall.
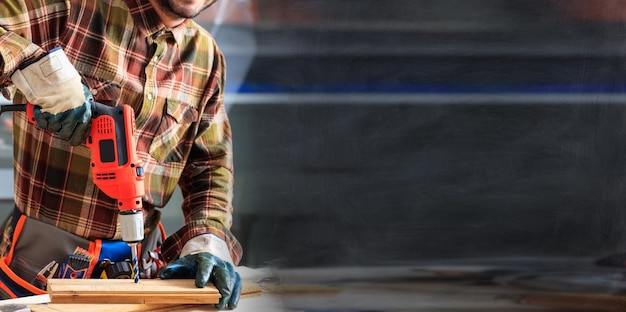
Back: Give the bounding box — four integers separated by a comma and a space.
214, 0, 626, 267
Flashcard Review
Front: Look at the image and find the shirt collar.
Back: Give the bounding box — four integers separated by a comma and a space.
124, 0, 187, 44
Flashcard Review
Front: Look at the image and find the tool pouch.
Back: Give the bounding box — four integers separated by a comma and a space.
0, 213, 164, 299
58, 254, 91, 279
0, 215, 75, 298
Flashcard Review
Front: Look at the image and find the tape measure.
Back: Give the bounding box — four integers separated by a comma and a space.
99, 259, 134, 279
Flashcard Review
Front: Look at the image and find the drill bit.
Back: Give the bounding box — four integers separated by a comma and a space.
130, 243, 139, 283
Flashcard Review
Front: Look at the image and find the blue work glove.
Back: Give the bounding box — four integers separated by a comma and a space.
32, 84, 93, 146
158, 252, 242, 310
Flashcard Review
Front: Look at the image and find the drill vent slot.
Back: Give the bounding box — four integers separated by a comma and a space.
96, 119, 114, 135
95, 172, 116, 180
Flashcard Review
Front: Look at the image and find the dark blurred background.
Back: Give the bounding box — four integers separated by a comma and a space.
5, 0, 626, 270
211, 0, 626, 268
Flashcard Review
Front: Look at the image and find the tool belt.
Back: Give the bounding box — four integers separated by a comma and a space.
0, 210, 165, 299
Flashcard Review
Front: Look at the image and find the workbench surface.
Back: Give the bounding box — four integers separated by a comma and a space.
271, 257, 626, 312
3, 258, 626, 311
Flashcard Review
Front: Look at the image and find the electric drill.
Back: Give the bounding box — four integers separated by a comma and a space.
82, 102, 145, 283
1, 101, 145, 283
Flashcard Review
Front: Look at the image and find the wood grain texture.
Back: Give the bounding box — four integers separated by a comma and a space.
30, 280, 263, 312
30, 303, 185, 312
46, 279, 261, 305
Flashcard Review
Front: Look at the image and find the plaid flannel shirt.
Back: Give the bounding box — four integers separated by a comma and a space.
0, 0, 242, 264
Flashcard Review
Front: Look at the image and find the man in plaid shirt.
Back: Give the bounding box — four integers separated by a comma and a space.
0, 0, 242, 309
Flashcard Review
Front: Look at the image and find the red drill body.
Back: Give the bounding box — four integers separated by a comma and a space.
83, 104, 145, 276
83, 103, 145, 213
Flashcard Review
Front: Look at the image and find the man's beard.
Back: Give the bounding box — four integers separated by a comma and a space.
158, 0, 217, 19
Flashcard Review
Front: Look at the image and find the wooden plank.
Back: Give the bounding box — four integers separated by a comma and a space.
30, 303, 221, 312
48, 279, 222, 304
45, 279, 261, 307
30, 303, 180, 312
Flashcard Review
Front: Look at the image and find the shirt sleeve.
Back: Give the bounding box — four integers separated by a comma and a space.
160, 50, 243, 265
0, 0, 68, 87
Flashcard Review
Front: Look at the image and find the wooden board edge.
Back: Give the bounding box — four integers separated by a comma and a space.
48, 279, 262, 304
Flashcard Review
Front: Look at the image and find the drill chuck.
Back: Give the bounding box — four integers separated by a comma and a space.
119, 210, 144, 243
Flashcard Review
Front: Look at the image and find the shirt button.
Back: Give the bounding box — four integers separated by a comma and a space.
90, 88, 98, 96
147, 93, 154, 100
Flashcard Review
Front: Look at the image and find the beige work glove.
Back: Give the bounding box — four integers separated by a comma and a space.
10, 47, 85, 114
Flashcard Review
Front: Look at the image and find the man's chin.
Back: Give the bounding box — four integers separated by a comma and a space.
169, 0, 218, 19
